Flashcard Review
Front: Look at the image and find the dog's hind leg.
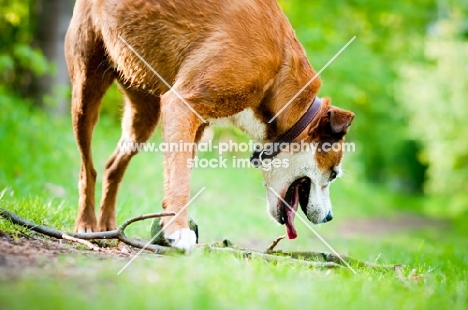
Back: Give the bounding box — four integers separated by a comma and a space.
97, 88, 161, 231
66, 34, 114, 232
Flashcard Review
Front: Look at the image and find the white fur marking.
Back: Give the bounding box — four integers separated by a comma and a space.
165, 228, 196, 253
208, 108, 267, 141
262, 146, 335, 224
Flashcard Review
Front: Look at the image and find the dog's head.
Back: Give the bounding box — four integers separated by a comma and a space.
262, 98, 354, 239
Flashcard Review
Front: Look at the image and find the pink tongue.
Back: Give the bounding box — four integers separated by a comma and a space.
285, 218, 297, 239
285, 186, 299, 239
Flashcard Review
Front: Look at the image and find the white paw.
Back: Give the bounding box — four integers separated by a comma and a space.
164, 228, 196, 253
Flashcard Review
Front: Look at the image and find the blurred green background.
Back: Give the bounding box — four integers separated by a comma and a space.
1, 0, 467, 229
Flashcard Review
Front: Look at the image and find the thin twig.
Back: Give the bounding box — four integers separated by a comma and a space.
205, 246, 342, 269
394, 265, 411, 287
266, 235, 285, 252
117, 213, 173, 234
62, 234, 101, 251
268, 250, 395, 269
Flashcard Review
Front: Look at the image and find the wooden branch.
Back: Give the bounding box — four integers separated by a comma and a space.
117, 213, 173, 234
268, 250, 395, 269
264, 234, 394, 269
0, 208, 398, 270
62, 234, 101, 251
0, 208, 68, 239
394, 265, 411, 287
266, 235, 285, 252
206, 246, 342, 269
0, 208, 176, 254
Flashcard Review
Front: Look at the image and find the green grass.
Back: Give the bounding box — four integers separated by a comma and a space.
0, 100, 467, 310
0, 236, 467, 310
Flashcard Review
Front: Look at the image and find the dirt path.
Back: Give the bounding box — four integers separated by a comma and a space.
0, 231, 134, 278
0, 214, 448, 277
337, 214, 449, 238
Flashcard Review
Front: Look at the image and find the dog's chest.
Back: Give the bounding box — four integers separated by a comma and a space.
208, 108, 267, 141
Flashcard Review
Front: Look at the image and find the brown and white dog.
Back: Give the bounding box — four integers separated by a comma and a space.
65, 0, 354, 252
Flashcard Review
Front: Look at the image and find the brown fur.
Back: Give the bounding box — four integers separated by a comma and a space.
65, 0, 354, 235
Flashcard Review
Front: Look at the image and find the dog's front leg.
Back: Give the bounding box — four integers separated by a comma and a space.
160, 92, 204, 252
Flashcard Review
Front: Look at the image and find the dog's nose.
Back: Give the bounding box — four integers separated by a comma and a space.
323, 211, 333, 223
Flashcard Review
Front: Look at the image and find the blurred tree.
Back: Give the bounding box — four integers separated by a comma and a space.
0, 0, 73, 114
401, 0, 468, 215
33, 0, 74, 114
279, 0, 436, 192
0, 0, 49, 97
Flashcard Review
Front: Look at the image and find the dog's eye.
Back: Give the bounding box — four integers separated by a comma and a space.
329, 169, 337, 181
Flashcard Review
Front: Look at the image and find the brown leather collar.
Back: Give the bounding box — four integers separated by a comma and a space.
250, 97, 322, 168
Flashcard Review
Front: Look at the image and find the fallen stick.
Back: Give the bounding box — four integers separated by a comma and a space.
267, 250, 395, 269
0, 208, 176, 254
205, 246, 342, 269
394, 265, 411, 287
264, 234, 394, 269
62, 233, 101, 251
266, 235, 286, 252
0, 208, 397, 270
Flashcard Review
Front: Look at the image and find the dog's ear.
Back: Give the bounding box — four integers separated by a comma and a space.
327, 106, 354, 135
